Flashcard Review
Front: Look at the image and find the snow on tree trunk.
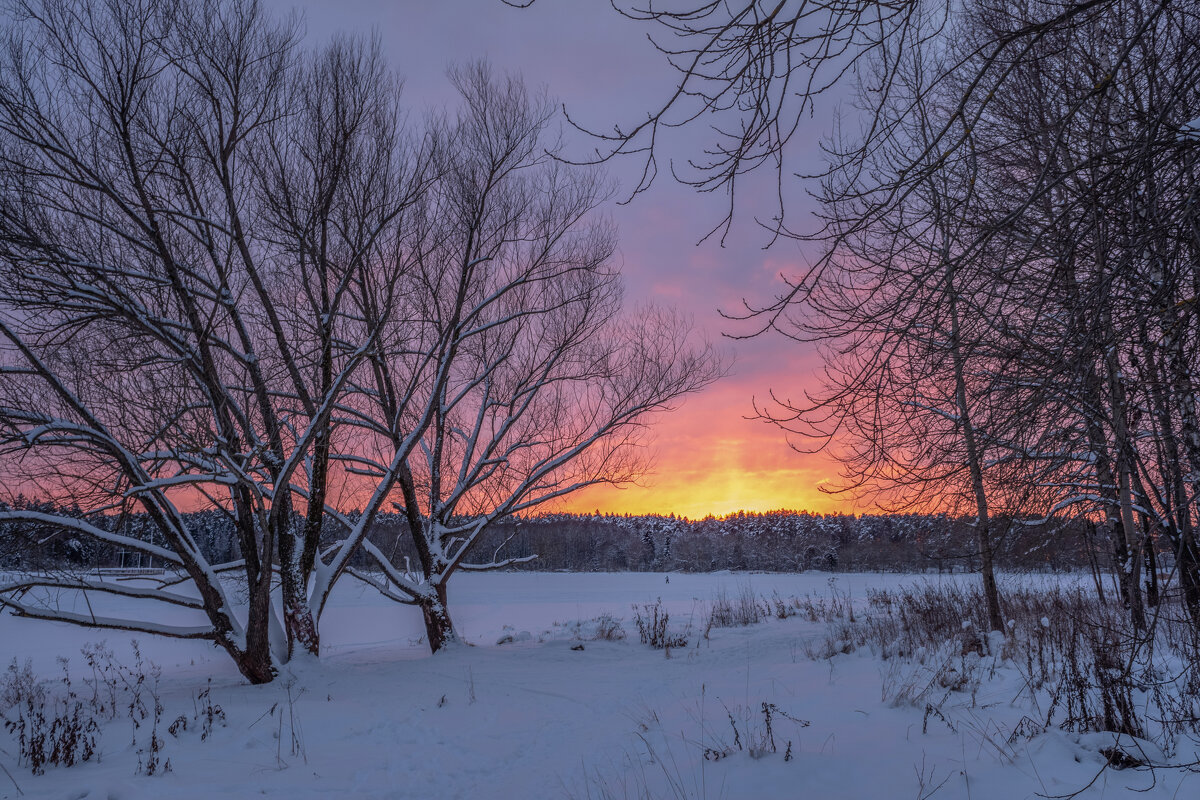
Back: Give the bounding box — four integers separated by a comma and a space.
420, 583, 459, 654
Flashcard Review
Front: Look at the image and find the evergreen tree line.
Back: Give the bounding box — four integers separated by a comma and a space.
4, 498, 1133, 577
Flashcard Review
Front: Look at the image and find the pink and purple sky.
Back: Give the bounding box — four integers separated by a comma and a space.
276, 0, 850, 518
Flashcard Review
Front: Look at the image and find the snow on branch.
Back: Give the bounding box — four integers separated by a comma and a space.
0, 511, 184, 565
0, 576, 205, 609
0, 596, 216, 640
351, 538, 427, 600
342, 568, 420, 605
456, 554, 538, 571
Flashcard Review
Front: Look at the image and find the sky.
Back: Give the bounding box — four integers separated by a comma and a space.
273, 0, 851, 519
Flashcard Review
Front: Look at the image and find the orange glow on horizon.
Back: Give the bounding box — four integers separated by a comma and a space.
559, 383, 852, 520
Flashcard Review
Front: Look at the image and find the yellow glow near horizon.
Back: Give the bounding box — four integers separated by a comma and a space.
558, 385, 851, 519
559, 462, 846, 519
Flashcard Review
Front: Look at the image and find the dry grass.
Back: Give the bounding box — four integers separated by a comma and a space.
799, 582, 1200, 755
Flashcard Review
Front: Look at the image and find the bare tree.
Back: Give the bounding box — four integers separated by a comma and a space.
719, 0, 1200, 634
330, 64, 724, 651
0, 0, 431, 680
941, 0, 1200, 628
755, 21, 1029, 629
511, 0, 1145, 245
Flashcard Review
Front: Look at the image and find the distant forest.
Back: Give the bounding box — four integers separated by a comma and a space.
2, 499, 1125, 577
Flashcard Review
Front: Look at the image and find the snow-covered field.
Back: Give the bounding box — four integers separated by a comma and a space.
2, 571, 1196, 799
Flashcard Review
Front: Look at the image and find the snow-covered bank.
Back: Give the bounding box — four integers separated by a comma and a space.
1, 571, 1194, 799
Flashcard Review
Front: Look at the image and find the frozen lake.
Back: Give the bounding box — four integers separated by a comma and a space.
2, 569, 1088, 674
1, 569, 1183, 800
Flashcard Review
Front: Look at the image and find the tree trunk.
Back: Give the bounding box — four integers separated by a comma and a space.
279, 545, 320, 658
420, 582, 458, 653
1164, 309, 1200, 625
1082, 417, 1136, 616
1139, 318, 1200, 623
946, 261, 1003, 632
1086, 521, 1107, 604
226, 640, 276, 685
976, 529, 1003, 631
235, 489, 277, 682
1106, 351, 1146, 631
283, 595, 320, 659
278, 517, 320, 659
1177, 540, 1200, 625
1143, 518, 1159, 609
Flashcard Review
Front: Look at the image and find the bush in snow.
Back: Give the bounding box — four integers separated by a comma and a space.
704, 584, 767, 632
798, 583, 1200, 757
570, 613, 627, 642
632, 601, 689, 650
1, 658, 98, 775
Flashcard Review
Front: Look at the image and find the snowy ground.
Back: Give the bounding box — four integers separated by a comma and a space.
1, 571, 1197, 799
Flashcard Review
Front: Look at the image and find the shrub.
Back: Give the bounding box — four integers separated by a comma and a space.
800, 581, 1200, 755
632, 600, 689, 650
1, 658, 99, 775
706, 584, 767, 631
589, 613, 627, 642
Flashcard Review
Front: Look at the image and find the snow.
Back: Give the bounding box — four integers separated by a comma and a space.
1182, 115, 1200, 140
1, 571, 1196, 799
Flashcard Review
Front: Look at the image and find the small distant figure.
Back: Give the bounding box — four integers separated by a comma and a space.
665, 575, 670, 584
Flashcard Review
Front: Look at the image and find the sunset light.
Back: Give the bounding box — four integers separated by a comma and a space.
559, 392, 847, 519
2, 1, 1197, 797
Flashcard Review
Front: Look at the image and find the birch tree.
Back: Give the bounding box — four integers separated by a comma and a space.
949, 0, 1200, 627
758, 22, 1030, 630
